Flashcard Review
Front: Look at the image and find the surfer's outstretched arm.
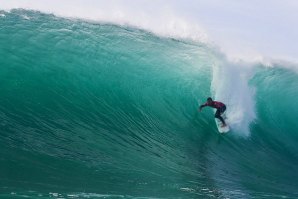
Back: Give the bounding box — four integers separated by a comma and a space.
199, 104, 207, 112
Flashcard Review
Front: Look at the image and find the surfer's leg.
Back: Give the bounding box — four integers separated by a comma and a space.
220, 105, 226, 113
215, 109, 226, 125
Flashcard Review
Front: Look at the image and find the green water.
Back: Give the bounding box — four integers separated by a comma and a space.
0, 9, 298, 198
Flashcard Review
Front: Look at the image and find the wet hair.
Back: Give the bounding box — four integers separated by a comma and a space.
207, 97, 213, 101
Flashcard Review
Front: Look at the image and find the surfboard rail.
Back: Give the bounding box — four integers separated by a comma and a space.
215, 112, 230, 133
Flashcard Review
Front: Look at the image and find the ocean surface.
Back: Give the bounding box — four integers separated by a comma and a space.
1, 9, 298, 198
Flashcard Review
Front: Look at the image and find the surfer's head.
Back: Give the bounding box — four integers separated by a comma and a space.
207, 97, 213, 102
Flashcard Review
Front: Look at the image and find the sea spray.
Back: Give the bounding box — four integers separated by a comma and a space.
211, 58, 256, 136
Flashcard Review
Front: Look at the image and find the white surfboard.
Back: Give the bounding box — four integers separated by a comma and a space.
215, 112, 230, 133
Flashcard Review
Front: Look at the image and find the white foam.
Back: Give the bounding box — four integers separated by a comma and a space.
21, 14, 30, 20
211, 57, 256, 136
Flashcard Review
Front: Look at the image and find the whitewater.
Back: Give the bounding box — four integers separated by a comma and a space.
1, 3, 298, 199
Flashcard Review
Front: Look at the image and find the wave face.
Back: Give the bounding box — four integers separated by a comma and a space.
1, 10, 298, 198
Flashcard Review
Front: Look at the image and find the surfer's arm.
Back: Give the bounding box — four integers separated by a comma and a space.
199, 103, 207, 112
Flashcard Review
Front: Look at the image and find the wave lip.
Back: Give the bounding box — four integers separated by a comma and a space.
2, 0, 298, 64
0, 0, 209, 43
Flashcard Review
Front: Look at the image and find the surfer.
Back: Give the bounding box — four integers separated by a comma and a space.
199, 97, 227, 127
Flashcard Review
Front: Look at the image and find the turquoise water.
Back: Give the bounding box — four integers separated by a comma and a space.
0, 9, 298, 198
